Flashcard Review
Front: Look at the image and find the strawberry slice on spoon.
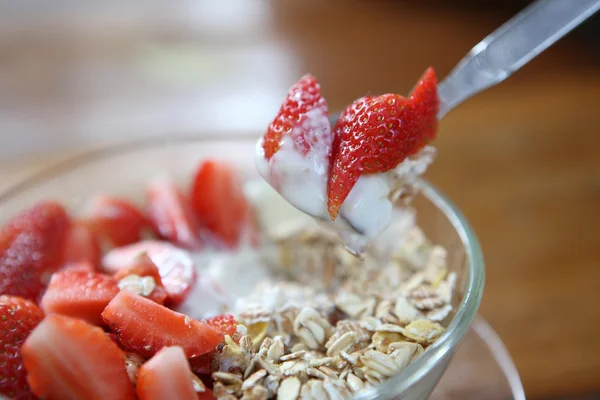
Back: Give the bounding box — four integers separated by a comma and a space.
256, 74, 333, 219
327, 68, 439, 222
256, 69, 439, 254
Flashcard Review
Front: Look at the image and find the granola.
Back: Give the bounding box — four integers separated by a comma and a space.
207, 217, 457, 399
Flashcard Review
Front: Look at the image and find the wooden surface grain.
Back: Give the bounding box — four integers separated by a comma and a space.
1, 1, 599, 398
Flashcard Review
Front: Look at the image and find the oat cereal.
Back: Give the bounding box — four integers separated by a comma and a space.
207, 197, 457, 399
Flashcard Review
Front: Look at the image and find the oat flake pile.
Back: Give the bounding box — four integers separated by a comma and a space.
209, 209, 457, 399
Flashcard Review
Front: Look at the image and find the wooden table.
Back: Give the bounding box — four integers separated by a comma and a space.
1, 2, 599, 398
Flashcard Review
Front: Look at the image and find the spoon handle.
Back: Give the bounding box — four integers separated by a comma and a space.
437, 0, 600, 119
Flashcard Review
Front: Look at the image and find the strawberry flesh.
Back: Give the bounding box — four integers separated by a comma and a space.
102, 240, 196, 306
136, 346, 197, 400
112, 253, 168, 305
102, 290, 223, 358
83, 196, 153, 248
62, 220, 102, 270
63, 261, 96, 272
22, 314, 136, 400
146, 178, 202, 250
40, 269, 120, 326
190, 160, 257, 248
0, 201, 70, 301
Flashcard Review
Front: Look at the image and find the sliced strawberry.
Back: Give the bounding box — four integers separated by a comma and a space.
63, 261, 96, 272
83, 195, 153, 248
117, 275, 167, 305
203, 314, 238, 337
136, 346, 197, 400
190, 160, 258, 247
62, 220, 102, 270
112, 253, 163, 283
113, 253, 168, 305
188, 315, 237, 378
146, 178, 202, 250
0, 201, 71, 301
262, 74, 331, 159
327, 67, 439, 219
0, 296, 44, 400
40, 269, 119, 326
22, 314, 135, 400
103, 240, 196, 306
102, 290, 223, 358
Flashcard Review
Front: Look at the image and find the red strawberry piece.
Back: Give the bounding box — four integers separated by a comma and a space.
190, 160, 258, 248
136, 346, 197, 400
188, 315, 237, 377
112, 253, 163, 283
62, 220, 102, 270
102, 240, 196, 306
83, 195, 153, 248
102, 290, 223, 358
146, 178, 202, 250
202, 314, 238, 337
188, 353, 212, 376
0, 296, 44, 400
63, 261, 96, 272
408, 67, 439, 131
113, 253, 168, 305
40, 269, 119, 326
327, 67, 439, 219
0, 201, 70, 301
22, 314, 136, 400
262, 74, 331, 159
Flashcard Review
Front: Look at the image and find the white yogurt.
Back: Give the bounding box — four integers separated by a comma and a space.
256, 107, 436, 253
255, 108, 332, 218
340, 173, 393, 240
176, 247, 271, 319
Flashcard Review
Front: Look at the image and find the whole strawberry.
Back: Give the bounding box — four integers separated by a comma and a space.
0, 295, 44, 400
327, 67, 439, 219
0, 201, 71, 301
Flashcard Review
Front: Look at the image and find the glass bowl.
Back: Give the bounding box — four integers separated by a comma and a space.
0, 136, 485, 400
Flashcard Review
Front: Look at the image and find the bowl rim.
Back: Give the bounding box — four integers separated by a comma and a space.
0, 136, 485, 397
357, 179, 485, 398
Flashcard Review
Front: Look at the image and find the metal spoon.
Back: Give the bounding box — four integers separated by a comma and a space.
331, 0, 600, 123
323, 0, 600, 254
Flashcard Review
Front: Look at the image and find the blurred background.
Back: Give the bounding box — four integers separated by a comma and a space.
0, 1, 599, 398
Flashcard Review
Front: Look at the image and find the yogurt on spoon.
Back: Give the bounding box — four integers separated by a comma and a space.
256, 69, 439, 254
